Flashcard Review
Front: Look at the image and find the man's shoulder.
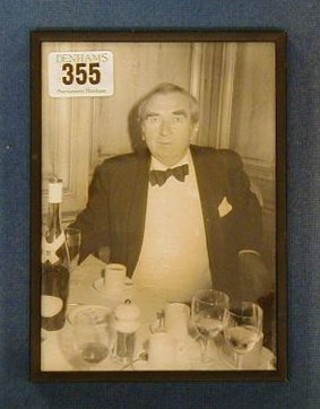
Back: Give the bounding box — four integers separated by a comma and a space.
97, 150, 148, 173
191, 145, 242, 165
102, 151, 141, 164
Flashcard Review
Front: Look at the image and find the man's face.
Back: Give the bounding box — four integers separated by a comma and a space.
141, 92, 198, 167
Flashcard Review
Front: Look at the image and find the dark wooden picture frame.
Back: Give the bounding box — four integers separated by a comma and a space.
31, 30, 287, 382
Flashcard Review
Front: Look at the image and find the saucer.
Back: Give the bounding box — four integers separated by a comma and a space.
67, 304, 112, 325
92, 277, 133, 298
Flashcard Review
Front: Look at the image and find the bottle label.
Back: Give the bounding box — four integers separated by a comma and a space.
41, 295, 63, 318
48, 181, 63, 203
42, 232, 66, 264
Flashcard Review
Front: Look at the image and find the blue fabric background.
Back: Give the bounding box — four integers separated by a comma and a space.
0, 0, 319, 408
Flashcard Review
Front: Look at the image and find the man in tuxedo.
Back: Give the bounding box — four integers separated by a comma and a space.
74, 83, 274, 304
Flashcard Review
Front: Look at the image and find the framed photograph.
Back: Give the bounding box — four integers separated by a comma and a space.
31, 30, 287, 382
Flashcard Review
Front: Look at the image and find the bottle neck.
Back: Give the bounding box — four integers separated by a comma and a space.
42, 201, 69, 266
47, 202, 62, 235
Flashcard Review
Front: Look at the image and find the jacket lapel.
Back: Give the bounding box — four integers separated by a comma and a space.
126, 151, 151, 277
191, 145, 226, 281
191, 145, 224, 220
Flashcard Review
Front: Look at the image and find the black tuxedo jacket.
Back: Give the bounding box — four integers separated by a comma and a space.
74, 145, 262, 299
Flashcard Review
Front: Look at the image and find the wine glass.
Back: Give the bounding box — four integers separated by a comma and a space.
191, 289, 230, 362
223, 301, 263, 369
73, 308, 114, 369
64, 227, 81, 271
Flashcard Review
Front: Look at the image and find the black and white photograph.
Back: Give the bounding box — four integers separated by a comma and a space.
31, 31, 286, 381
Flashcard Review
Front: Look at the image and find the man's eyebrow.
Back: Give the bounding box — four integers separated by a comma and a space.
172, 109, 187, 116
144, 112, 160, 118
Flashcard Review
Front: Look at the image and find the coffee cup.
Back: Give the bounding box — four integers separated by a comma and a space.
103, 263, 131, 294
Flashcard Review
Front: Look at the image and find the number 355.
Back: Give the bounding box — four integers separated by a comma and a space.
62, 62, 101, 85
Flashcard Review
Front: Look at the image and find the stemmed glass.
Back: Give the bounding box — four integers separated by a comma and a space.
191, 289, 230, 362
64, 227, 81, 271
223, 301, 263, 369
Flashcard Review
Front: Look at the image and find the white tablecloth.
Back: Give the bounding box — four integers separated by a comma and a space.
41, 255, 275, 372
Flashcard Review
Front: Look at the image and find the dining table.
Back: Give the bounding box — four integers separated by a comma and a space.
41, 255, 276, 372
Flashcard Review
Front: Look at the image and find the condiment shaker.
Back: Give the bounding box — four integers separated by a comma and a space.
113, 299, 140, 363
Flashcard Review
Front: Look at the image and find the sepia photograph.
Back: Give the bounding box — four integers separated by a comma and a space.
31, 31, 286, 381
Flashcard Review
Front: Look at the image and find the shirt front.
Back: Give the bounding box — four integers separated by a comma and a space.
132, 150, 212, 303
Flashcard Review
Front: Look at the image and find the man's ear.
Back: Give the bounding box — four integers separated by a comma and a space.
141, 123, 146, 141
190, 122, 199, 143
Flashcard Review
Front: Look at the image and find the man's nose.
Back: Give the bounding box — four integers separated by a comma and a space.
160, 120, 171, 136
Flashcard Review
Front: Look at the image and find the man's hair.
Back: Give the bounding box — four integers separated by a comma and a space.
137, 82, 199, 124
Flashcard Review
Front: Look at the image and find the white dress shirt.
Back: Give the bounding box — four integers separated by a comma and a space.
132, 150, 212, 303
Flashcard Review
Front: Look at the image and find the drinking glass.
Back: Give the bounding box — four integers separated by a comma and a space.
65, 227, 81, 271
191, 289, 230, 362
73, 308, 114, 368
223, 301, 263, 369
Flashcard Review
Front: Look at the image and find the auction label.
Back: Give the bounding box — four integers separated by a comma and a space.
48, 51, 113, 97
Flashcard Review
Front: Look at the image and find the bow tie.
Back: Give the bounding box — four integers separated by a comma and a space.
149, 164, 189, 187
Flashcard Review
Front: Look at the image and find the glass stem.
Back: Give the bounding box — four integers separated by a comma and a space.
200, 336, 209, 362
236, 354, 244, 369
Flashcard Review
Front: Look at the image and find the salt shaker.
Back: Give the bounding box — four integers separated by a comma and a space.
114, 299, 140, 363
149, 310, 165, 333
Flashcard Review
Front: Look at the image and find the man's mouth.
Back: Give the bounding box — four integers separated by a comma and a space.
157, 140, 172, 145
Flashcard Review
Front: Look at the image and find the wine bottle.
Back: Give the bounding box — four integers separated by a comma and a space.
41, 178, 70, 331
